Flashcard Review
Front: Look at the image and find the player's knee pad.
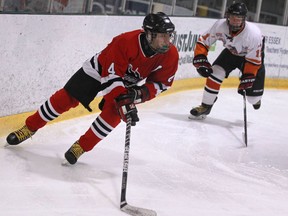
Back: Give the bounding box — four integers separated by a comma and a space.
99, 100, 121, 128
50, 88, 79, 113
211, 65, 226, 81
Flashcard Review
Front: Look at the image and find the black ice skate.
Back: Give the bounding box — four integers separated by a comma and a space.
189, 103, 213, 120
6, 125, 36, 145
253, 100, 261, 110
63, 141, 85, 165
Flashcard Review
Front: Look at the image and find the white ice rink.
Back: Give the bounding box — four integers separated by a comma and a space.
1, 88, 288, 216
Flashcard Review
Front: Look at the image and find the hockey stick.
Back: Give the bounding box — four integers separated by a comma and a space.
242, 90, 248, 147
120, 117, 157, 216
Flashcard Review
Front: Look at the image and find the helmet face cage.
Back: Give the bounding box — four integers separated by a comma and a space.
226, 2, 248, 32
143, 12, 175, 53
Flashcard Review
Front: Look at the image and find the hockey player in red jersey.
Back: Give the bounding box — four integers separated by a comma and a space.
189, 2, 265, 119
6, 12, 179, 165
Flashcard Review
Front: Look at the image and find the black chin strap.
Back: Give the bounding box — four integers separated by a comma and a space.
140, 33, 156, 57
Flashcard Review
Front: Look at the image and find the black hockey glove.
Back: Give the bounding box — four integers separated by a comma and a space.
128, 85, 150, 104
238, 73, 256, 95
193, 54, 213, 77
115, 93, 139, 126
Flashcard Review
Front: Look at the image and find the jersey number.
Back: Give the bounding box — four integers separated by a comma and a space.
108, 63, 116, 74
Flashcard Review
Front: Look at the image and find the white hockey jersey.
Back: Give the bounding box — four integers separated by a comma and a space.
195, 19, 263, 75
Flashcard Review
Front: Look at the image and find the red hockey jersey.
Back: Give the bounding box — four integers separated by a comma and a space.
82, 29, 179, 102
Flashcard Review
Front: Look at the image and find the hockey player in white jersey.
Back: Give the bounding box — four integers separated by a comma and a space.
189, 2, 265, 119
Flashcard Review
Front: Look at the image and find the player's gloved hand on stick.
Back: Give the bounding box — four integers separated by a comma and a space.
193, 54, 213, 77
128, 85, 150, 104
115, 93, 139, 126
238, 73, 256, 95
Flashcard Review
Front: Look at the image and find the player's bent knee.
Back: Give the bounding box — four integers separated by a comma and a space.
51, 88, 79, 113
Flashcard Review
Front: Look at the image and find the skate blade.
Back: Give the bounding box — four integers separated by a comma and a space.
4, 143, 11, 148
61, 159, 71, 166
188, 114, 207, 120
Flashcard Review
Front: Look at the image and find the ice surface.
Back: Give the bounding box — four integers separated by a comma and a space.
1, 89, 288, 216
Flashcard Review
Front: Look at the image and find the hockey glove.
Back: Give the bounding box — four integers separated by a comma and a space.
193, 54, 213, 77
238, 73, 256, 95
115, 93, 139, 126
128, 85, 150, 104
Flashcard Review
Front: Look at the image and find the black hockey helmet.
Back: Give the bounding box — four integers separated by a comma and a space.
143, 12, 175, 34
226, 2, 248, 32
142, 12, 175, 53
227, 2, 248, 16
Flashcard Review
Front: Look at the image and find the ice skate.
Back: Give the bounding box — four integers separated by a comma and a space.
63, 141, 84, 165
253, 100, 261, 110
6, 125, 36, 145
189, 103, 212, 120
